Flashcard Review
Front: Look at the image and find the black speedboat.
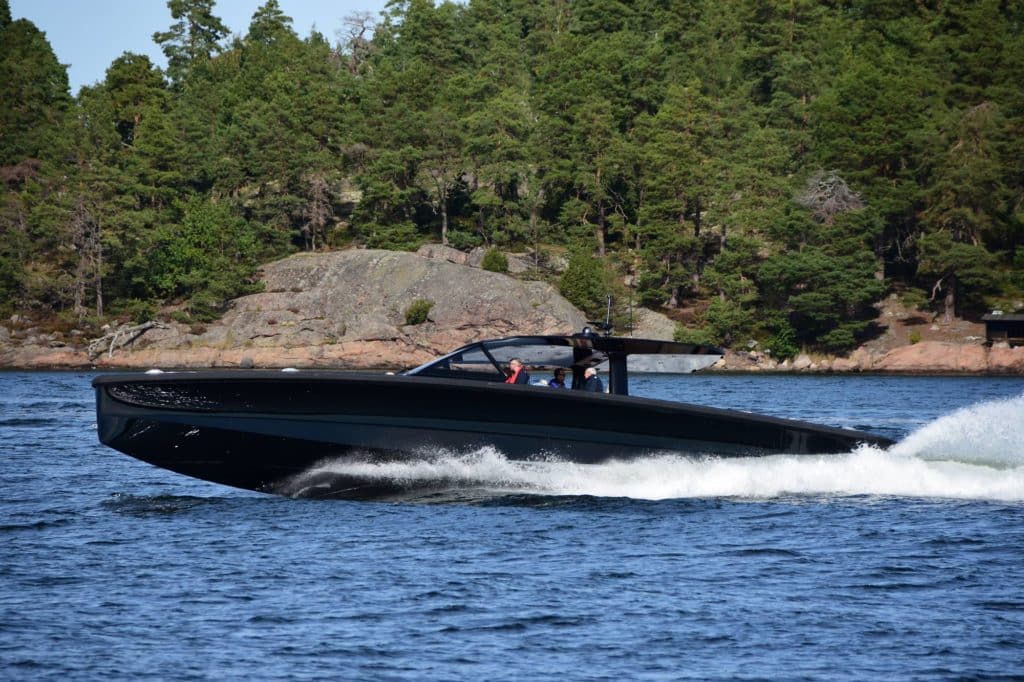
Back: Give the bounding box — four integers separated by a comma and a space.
93, 330, 893, 498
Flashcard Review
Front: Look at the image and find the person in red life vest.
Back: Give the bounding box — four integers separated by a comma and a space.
504, 358, 530, 384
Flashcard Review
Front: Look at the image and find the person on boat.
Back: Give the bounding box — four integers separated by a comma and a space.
582, 367, 604, 392
505, 358, 530, 384
548, 368, 568, 389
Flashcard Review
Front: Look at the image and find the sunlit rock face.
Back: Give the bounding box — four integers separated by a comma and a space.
874, 341, 989, 373
94, 249, 586, 369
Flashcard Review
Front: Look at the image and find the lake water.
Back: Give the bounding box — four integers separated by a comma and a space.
2, 371, 1023, 679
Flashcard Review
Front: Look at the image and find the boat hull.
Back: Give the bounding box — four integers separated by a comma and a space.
95, 371, 894, 499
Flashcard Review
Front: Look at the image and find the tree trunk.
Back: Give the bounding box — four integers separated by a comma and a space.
441, 199, 449, 246
73, 259, 87, 320
71, 197, 89, 321
943, 277, 956, 324
530, 203, 539, 268
661, 254, 677, 308
95, 230, 103, 318
477, 207, 487, 244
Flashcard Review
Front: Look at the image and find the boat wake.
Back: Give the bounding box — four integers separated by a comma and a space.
283, 395, 1024, 502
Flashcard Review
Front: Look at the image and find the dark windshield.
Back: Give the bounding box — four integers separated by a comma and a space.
405, 337, 578, 382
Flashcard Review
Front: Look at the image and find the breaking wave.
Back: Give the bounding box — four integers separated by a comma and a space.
288, 395, 1024, 502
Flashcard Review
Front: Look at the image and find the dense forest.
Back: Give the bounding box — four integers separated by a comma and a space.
1, 0, 1022, 356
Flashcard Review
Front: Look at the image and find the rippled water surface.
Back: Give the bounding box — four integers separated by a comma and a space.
3, 371, 1024, 679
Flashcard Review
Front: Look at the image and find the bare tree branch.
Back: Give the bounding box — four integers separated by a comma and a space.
797, 170, 864, 224
87, 321, 166, 359
336, 11, 377, 75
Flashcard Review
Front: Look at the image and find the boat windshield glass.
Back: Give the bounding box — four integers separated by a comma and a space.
405, 337, 578, 382
411, 345, 504, 381
482, 340, 575, 369
448, 346, 501, 374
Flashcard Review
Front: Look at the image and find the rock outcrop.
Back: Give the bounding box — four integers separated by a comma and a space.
708, 340, 1024, 374
416, 243, 533, 274
873, 341, 989, 373
2, 250, 586, 369
989, 344, 1024, 373
628, 307, 677, 341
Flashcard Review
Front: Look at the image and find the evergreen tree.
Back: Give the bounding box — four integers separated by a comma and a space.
128, 196, 261, 320
916, 229, 1000, 322
104, 53, 168, 147
560, 251, 610, 320
698, 236, 762, 345
153, 0, 230, 86
0, 15, 72, 164
633, 82, 717, 307
247, 0, 293, 46
759, 206, 886, 352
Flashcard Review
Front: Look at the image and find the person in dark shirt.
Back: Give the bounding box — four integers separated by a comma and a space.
582, 367, 604, 392
505, 358, 530, 384
548, 368, 568, 388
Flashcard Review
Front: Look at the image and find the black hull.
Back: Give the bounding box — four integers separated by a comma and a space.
94, 371, 894, 499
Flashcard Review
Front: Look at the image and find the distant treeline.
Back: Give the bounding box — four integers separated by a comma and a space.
1, 0, 1022, 355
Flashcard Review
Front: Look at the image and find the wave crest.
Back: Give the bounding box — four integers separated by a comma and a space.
890, 394, 1024, 468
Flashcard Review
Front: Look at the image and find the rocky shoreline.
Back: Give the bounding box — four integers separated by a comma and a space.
714, 342, 1024, 374
5, 335, 1021, 374
2, 249, 1022, 374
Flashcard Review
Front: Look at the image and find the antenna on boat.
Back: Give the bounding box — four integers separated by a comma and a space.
583, 295, 615, 337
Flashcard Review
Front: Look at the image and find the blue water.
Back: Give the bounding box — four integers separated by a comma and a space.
2, 371, 1023, 679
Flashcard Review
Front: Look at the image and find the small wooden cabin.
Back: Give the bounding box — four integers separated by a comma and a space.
982, 313, 1024, 346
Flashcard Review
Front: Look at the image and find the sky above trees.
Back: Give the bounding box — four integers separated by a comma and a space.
8, 0, 386, 93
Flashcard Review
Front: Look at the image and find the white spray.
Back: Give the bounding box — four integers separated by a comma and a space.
301, 395, 1024, 502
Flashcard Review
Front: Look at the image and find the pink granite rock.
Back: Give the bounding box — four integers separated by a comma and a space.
988, 345, 1024, 373
875, 341, 988, 373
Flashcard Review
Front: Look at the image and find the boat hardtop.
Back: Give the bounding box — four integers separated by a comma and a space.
403, 328, 724, 393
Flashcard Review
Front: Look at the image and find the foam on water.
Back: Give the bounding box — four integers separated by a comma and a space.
890, 393, 1024, 468
301, 395, 1024, 502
